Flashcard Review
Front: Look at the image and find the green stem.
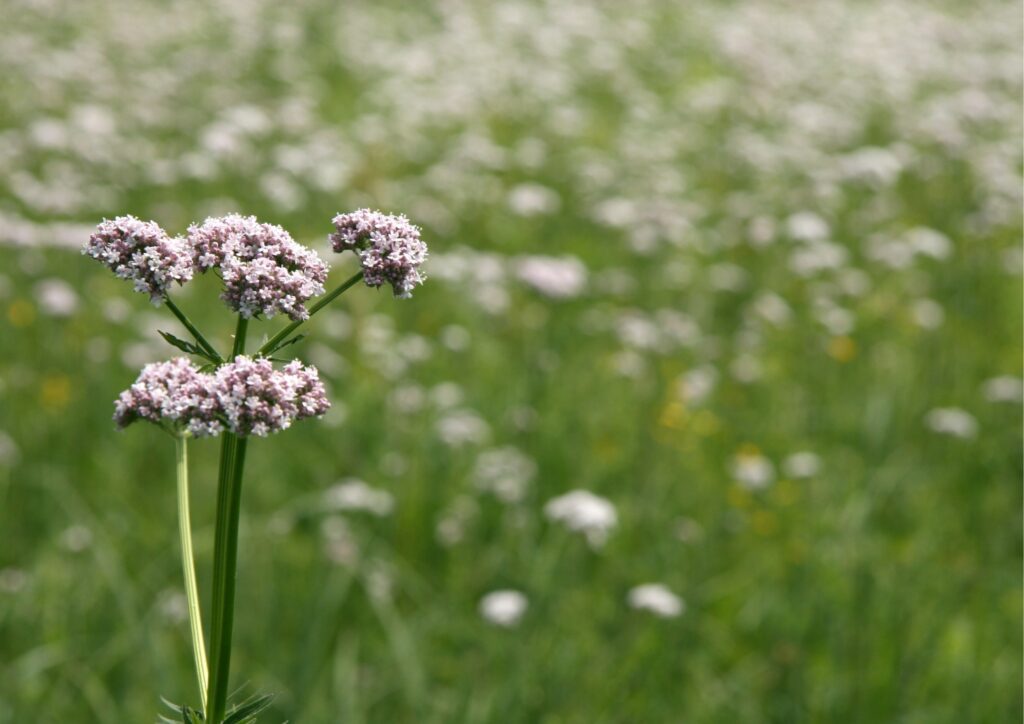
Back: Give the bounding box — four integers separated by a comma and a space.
175, 434, 209, 713
165, 298, 223, 362
231, 315, 249, 359
256, 271, 363, 357
206, 434, 248, 724
206, 315, 251, 723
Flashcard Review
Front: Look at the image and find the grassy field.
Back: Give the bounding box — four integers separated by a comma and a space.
0, 0, 1021, 721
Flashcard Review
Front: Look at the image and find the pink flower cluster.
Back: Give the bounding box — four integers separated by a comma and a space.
213, 356, 330, 437
114, 356, 329, 437
85, 214, 330, 320
330, 209, 427, 298
114, 358, 223, 437
83, 216, 194, 303
188, 214, 329, 321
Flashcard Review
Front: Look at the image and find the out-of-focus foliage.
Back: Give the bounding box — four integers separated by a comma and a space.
0, 0, 1020, 721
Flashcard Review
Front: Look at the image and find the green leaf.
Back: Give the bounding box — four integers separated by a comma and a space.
264, 334, 306, 356
223, 693, 275, 723
159, 696, 204, 723
159, 330, 217, 361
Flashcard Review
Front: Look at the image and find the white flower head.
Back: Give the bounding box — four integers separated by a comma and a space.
983, 376, 1022, 404
925, 408, 978, 439
323, 478, 394, 516
479, 589, 528, 627
473, 446, 536, 504
731, 451, 775, 490
516, 255, 587, 299
628, 583, 685, 618
783, 451, 821, 479
544, 489, 618, 547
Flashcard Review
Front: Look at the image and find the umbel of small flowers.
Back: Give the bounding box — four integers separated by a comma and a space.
84, 209, 426, 724
113, 356, 329, 438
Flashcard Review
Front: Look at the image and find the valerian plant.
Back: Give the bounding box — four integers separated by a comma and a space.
84, 210, 427, 723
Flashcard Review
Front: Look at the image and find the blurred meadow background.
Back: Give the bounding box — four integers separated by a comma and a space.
1, 0, 1022, 721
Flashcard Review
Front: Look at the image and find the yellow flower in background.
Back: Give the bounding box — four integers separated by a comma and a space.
773, 479, 801, 506
7, 300, 35, 328
751, 510, 779, 536
828, 336, 857, 362
727, 485, 752, 509
691, 409, 720, 437
658, 401, 686, 430
40, 374, 72, 410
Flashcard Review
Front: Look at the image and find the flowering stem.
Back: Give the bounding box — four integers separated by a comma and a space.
175, 434, 209, 713
231, 315, 249, 358
206, 314, 251, 724
165, 298, 223, 362
206, 434, 248, 724
256, 271, 363, 357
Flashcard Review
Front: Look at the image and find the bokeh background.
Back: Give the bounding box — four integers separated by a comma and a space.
1, 0, 1021, 721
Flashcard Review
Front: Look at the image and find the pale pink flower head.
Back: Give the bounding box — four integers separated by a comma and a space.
113, 357, 223, 437
187, 214, 329, 321
212, 356, 329, 437
329, 209, 427, 298
84, 216, 194, 303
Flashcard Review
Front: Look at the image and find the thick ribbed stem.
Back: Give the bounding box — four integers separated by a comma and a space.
175, 435, 209, 712
206, 315, 252, 723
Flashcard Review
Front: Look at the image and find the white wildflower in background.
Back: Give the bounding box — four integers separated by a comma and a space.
0, 568, 28, 594
436, 409, 490, 447
323, 479, 395, 516
435, 495, 479, 547
708, 263, 747, 292
753, 292, 792, 326
904, 227, 952, 260
440, 324, 471, 351
982, 376, 1023, 404
59, 525, 93, 553
156, 589, 188, 624
731, 450, 775, 490
730, 354, 763, 384
789, 241, 848, 277
321, 516, 358, 567
479, 590, 528, 627
473, 446, 537, 504
34, 278, 79, 317
507, 183, 561, 216
430, 382, 465, 409
783, 452, 821, 479
516, 255, 587, 299
674, 517, 704, 544
610, 349, 648, 378
677, 366, 718, 405
925, 408, 978, 439
627, 584, 685, 618
911, 298, 945, 329
786, 211, 830, 242
544, 490, 618, 548
0, 431, 19, 466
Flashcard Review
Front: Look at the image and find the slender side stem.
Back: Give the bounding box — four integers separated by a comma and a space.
175, 435, 209, 712
257, 271, 363, 357
205, 435, 248, 724
165, 298, 223, 362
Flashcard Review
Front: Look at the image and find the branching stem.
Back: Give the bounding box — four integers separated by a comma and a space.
257, 271, 363, 356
